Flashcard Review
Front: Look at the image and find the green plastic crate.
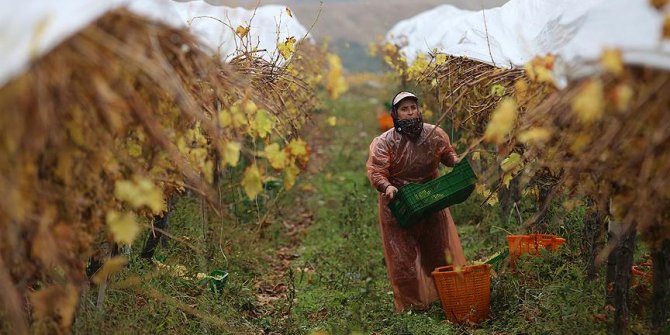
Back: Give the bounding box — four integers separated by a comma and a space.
388, 159, 477, 228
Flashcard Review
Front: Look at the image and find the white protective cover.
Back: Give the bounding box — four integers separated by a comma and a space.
386, 0, 670, 75
0, 0, 310, 87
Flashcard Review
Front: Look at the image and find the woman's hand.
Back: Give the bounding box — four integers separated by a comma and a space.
447, 153, 460, 167
385, 186, 398, 199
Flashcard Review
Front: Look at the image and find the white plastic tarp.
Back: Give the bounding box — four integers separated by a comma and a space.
386, 0, 670, 74
0, 0, 310, 88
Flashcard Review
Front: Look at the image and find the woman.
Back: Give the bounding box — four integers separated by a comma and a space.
366, 91, 467, 313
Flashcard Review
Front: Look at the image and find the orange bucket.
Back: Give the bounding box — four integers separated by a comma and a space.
506, 234, 566, 260
432, 264, 491, 324
631, 261, 653, 285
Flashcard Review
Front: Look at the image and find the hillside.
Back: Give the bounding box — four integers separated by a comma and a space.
216, 0, 507, 43
200, 0, 508, 71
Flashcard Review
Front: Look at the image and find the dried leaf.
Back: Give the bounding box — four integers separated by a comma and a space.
284, 162, 299, 189
106, 210, 140, 245
500, 152, 522, 173
571, 79, 604, 124
570, 133, 592, 153
611, 84, 634, 112
518, 127, 552, 145
242, 164, 263, 199
92, 256, 128, 284
484, 98, 517, 144
222, 141, 241, 167
490, 84, 505, 97
115, 177, 165, 214
601, 49, 624, 76
278, 36, 297, 60
253, 109, 274, 138
502, 173, 514, 188
264, 143, 287, 170
29, 284, 79, 329
287, 138, 308, 157
218, 109, 232, 127
235, 25, 250, 38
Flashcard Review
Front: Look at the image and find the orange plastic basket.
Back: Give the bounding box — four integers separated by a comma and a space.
506, 234, 566, 260
431, 264, 491, 324
631, 261, 653, 285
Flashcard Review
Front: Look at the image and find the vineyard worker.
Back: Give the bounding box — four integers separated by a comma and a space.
366, 91, 467, 313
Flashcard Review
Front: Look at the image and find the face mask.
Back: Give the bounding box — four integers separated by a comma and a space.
396, 117, 423, 139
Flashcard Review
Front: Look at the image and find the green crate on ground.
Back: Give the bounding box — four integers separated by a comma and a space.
389, 159, 477, 228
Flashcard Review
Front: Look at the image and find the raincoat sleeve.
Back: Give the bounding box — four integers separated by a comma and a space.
436, 127, 458, 167
367, 136, 393, 193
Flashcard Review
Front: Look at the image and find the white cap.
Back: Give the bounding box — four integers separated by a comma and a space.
392, 91, 418, 106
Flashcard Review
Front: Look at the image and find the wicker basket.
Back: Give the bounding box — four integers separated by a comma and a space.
506, 234, 566, 260
389, 159, 477, 228
432, 264, 491, 324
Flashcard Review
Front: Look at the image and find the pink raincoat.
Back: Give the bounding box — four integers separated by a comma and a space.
366, 123, 467, 312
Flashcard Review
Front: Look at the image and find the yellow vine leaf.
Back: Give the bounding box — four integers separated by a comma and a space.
218, 109, 232, 128
278, 36, 297, 60
327, 116, 337, 126
517, 127, 552, 145
253, 109, 274, 139
126, 139, 142, 158
570, 133, 592, 153
571, 79, 604, 124
106, 210, 140, 245
368, 42, 378, 57
186, 123, 207, 146
435, 53, 448, 65
490, 84, 505, 97
475, 184, 494, 201
524, 55, 555, 85
612, 84, 634, 112
284, 162, 300, 189
326, 53, 348, 99
502, 173, 514, 188
383, 43, 397, 55
176, 136, 189, 154
407, 54, 429, 80
514, 79, 528, 102
484, 98, 517, 144
244, 100, 258, 114
235, 25, 250, 39
92, 256, 128, 284
472, 151, 481, 161
264, 143, 287, 170
114, 177, 165, 214
242, 164, 263, 199
203, 159, 214, 184
222, 141, 241, 167
486, 193, 499, 206
287, 138, 308, 157
230, 104, 246, 128
500, 152, 523, 173
601, 49, 624, 76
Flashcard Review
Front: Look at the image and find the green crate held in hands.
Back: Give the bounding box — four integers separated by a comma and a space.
389, 159, 477, 228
